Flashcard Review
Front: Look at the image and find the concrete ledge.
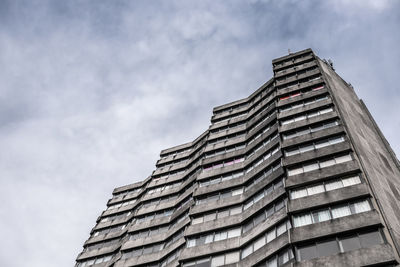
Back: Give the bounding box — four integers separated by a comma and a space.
293, 244, 397, 267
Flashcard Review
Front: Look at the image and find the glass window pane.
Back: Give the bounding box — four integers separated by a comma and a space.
267, 257, 278, 267
254, 192, 264, 203
232, 188, 243, 196
204, 213, 216, 222
274, 180, 283, 189
298, 128, 311, 136
143, 246, 153, 254
254, 212, 266, 226
276, 200, 285, 211
244, 200, 253, 210
220, 192, 231, 199
242, 244, 253, 258
228, 228, 241, 238
320, 159, 335, 168
254, 236, 266, 251
340, 235, 361, 252
225, 251, 240, 264
266, 229, 277, 243
303, 163, 319, 172
291, 188, 308, 199
293, 214, 312, 227
312, 209, 331, 223
307, 184, 324, 196
265, 185, 273, 195
211, 255, 224, 267
215, 231, 227, 241
217, 210, 229, 219
288, 167, 303, 176
295, 115, 306, 122
187, 239, 196, 247
335, 154, 352, 164
330, 136, 345, 144
196, 259, 211, 267
342, 176, 361, 187
205, 234, 214, 243
298, 244, 317, 261
325, 180, 343, 191
353, 200, 371, 213
266, 206, 275, 217
243, 221, 253, 233
331, 205, 351, 219
278, 251, 289, 265
359, 231, 383, 248
192, 217, 203, 225
277, 223, 287, 236
317, 239, 339, 257
300, 145, 314, 153
286, 148, 299, 157
230, 206, 242, 215
315, 140, 329, 149
196, 236, 207, 246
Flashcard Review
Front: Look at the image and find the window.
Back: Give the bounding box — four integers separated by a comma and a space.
325, 180, 343, 191
297, 229, 384, 261
204, 213, 216, 222
285, 136, 345, 157
298, 244, 317, 261
359, 231, 383, 248
287, 154, 353, 176
266, 228, 277, 242
283, 120, 339, 140
228, 228, 241, 238
317, 239, 339, 257
230, 206, 242, 215
188, 227, 241, 248
280, 107, 334, 126
293, 214, 313, 227
331, 205, 351, 218
293, 199, 371, 227
211, 255, 224, 267
254, 236, 266, 251
290, 188, 307, 199
197, 187, 244, 204
307, 184, 324, 195
242, 245, 253, 258
279, 94, 330, 113
312, 209, 331, 223
290, 175, 361, 200
340, 235, 361, 252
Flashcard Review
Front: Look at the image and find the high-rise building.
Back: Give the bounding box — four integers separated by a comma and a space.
75, 48, 400, 267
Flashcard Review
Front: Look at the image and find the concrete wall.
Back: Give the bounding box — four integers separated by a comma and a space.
317, 57, 400, 261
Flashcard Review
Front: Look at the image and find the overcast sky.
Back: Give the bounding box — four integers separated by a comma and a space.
0, 0, 399, 266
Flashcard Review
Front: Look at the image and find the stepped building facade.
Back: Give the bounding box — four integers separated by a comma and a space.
76, 49, 400, 267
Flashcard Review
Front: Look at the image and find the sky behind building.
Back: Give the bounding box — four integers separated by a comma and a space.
0, 1, 399, 266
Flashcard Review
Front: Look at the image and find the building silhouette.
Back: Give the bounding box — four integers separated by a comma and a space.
76, 48, 400, 267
